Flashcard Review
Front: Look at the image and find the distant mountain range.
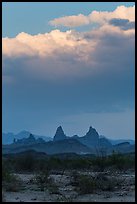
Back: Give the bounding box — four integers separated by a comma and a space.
2, 130, 52, 144
2, 128, 134, 146
2, 126, 135, 155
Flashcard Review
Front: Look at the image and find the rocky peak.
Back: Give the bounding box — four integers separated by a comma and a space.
85, 126, 99, 140
15, 133, 36, 144
53, 126, 67, 141
28, 134, 36, 141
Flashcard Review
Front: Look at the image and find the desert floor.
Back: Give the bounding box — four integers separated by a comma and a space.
3, 170, 135, 202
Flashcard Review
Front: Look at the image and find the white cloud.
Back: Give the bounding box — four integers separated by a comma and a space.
2, 30, 88, 58
2, 5, 135, 81
49, 14, 89, 27
2, 23, 134, 60
49, 5, 135, 27
2, 5, 135, 63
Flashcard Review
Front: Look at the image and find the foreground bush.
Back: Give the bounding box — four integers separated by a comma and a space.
71, 171, 124, 194
2, 171, 22, 192
94, 173, 122, 191
75, 175, 96, 194
71, 171, 96, 194
2, 160, 23, 192
34, 169, 59, 193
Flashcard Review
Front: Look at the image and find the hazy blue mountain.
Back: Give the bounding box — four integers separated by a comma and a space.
2, 126, 135, 155
71, 126, 99, 147
2, 138, 92, 155
2, 130, 52, 144
14, 133, 46, 145
112, 142, 135, 154
53, 126, 112, 150
109, 138, 135, 145
71, 126, 112, 150
98, 137, 112, 148
99, 135, 135, 145
81, 126, 100, 146
53, 126, 67, 141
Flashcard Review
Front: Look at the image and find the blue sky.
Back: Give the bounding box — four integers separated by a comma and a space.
2, 2, 135, 37
2, 2, 135, 139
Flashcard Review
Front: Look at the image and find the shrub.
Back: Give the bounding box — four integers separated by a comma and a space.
34, 169, 59, 193
34, 169, 50, 191
72, 171, 123, 194
2, 172, 22, 192
71, 171, 96, 194
94, 173, 120, 191
2, 160, 23, 192
77, 175, 96, 194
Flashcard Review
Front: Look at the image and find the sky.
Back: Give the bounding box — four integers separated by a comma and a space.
2, 2, 135, 139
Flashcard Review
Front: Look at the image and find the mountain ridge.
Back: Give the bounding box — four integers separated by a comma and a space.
2, 131, 52, 144
2, 126, 135, 155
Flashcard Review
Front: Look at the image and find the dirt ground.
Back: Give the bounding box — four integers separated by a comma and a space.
3, 170, 135, 202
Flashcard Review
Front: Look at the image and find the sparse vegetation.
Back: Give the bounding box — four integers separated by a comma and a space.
34, 169, 59, 194
73, 173, 96, 194
71, 171, 124, 194
93, 173, 123, 191
2, 152, 135, 201
2, 152, 135, 173
108, 152, 135, 171
2, 160, 22, 192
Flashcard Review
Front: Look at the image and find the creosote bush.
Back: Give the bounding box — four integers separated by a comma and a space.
71, 171, 123, 194
2, 159, 23, 192
94, 173, 121, 191
34, 169, 59, 193
2, 171, 22, 192
71, 171, 96, 194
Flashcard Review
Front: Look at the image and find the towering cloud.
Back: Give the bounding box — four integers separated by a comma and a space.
2, 15, 134, 81
2, 5, 135, 136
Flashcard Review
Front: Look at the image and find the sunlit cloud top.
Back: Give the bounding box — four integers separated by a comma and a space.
49, 5, 135, 27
